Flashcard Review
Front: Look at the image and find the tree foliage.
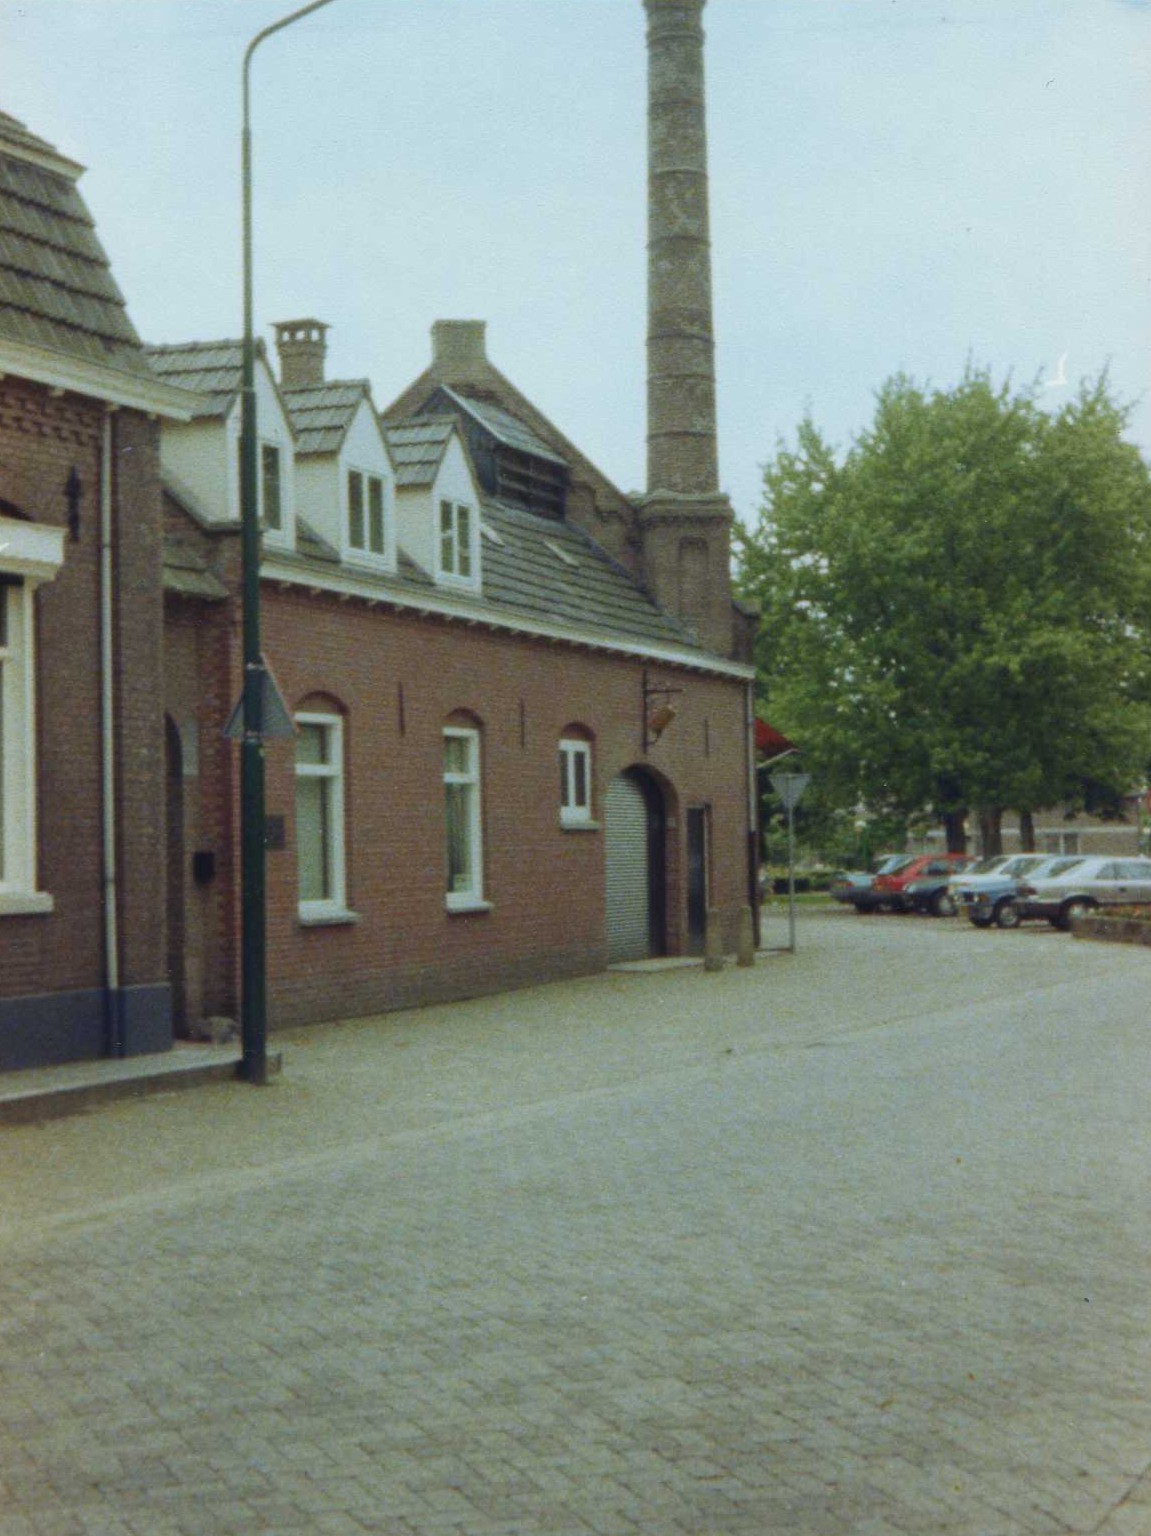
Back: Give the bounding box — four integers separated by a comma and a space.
737, 366, 1151, 850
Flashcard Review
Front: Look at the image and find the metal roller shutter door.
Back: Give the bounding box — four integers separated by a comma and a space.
605, 774, 650, 963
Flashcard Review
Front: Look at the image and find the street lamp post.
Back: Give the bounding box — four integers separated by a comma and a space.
239, 0, 339, 1084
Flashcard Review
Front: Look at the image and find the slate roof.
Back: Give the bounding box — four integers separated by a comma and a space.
145, 339, 247, 417
283, 379, 371, 457
478, 498, 695, 647
383, 416, 455, 488
0, 110, 152, 375
436, 385, 567, 467
162, 527, 229, 601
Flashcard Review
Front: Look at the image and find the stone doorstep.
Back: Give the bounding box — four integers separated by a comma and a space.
0, 1042, 280, 1126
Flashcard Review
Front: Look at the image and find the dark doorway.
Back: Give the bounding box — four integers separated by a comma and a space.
686, 805, 710, 955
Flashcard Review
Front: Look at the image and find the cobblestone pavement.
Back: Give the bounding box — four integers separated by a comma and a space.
2, 913, 1151, 1536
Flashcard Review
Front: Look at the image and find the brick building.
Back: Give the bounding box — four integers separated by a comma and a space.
150, 318, 758, 1034
0, 111, 191, 1070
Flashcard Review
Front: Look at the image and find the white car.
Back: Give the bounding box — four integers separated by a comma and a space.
1015, 855, 1151, 930
953, 854, 1082, 929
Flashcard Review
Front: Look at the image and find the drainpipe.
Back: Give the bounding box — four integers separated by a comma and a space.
745, 679, 760, 947
100, 408, 123, 1056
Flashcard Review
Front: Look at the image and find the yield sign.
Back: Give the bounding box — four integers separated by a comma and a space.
770, 772, 810, 811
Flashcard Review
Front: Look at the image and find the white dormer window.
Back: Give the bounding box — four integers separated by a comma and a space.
439, 498, 476, 585
348, 469, 387, 558
262, 444, 283, 532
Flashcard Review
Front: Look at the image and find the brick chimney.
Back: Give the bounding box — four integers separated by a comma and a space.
638, 0, 734, 656
273, 318, 328, 390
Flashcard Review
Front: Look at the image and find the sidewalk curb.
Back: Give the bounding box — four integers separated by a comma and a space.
0, 1046, 282, 1126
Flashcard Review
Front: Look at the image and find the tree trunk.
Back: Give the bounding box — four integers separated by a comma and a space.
1019, 810, 1035, 852
942, 809, 967, 854
978, 807, 1003, 858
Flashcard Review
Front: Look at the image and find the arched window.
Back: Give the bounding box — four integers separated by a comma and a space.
443, 713, 485, 909
294, 700, 347, 921
559, 726, 594, 827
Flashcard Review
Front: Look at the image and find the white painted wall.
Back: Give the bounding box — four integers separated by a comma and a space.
160, 355, 296, 541
394, 431, 481, 591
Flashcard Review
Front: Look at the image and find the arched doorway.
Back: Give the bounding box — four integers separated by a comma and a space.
164, 716, 188, 1036
604, 769, 667, 963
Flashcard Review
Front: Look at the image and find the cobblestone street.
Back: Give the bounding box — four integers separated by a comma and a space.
3, 913, 1150, 1535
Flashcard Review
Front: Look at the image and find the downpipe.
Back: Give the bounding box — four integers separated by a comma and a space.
100, 408, 123, 1056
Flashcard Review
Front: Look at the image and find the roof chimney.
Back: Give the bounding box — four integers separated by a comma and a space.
274, 318, 328, 390
431, 320, 488, 375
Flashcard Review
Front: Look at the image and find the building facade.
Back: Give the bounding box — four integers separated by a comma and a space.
151, 318, 757, 1035
0, 112, 191, 1070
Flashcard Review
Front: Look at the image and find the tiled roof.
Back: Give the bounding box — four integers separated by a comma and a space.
283, 379, 370, 457
383, 416, 455, 487
0, 111, 151, 375
478, 498, 695, 647
437, 386, 568, 467
162, 528, 229, 601
145, 339, 246, 417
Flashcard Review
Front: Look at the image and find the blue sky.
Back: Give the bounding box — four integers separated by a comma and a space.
3, 0, 1148, 521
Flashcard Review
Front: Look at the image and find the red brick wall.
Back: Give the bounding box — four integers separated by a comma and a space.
242, 587, 753, 1030
0, 378, 167, 1009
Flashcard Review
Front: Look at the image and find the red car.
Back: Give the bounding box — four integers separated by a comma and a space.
862, 853, 972, 914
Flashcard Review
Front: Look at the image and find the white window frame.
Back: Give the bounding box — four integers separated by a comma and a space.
559, 738, 593, 826
438, 498, 478, 587
444, 725, 485, 910
294, 711, 348, 922
0, 517, 64, 916
347, 467, 388, 561
261, 442, 283, 532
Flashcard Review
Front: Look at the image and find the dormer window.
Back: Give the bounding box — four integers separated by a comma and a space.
439, 499, 476, 584
262, 444, 283, 532
348, 470, 386, 558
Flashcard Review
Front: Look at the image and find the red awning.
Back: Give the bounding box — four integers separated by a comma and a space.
755, 719, 799, 760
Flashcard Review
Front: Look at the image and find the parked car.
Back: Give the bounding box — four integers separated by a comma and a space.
829, 854, 916, 911
954, 854, 1076, 929
1016, 856, 1151, 930
823, 860, 915, 903
903, 856, 981, 917
857, 852, 971, 913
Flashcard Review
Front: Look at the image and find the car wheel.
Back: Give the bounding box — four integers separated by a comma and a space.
969, 914, 993, 929
994, 899, 1021, 930
931, 890, 957, 918
1058, 897, 1096, 931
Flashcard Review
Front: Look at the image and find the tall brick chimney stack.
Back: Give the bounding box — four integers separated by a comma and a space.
274, 318, 328, 390
639, 0, 734, 656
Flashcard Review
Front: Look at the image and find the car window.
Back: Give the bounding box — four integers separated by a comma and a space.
1042, 857, 1086, 878
1002, 855, 1043, 876
1095, 863, 1121, 880
875, 855, 913, 874
1115, 861, 1151, 878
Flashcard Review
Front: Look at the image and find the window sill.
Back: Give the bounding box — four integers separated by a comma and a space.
298, 904, 360, 928
561, 818, 601, 833
445, 897, 493, 915
0, 891, 54, 917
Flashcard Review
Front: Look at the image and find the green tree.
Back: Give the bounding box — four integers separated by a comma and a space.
737, 367, 1151, 851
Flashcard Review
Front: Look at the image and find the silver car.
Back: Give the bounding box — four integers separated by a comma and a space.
1016, 855, 1151, 930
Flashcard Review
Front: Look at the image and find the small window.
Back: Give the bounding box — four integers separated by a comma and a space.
444, 726, 483, 906
559, 738, 592, 825
295, 712, 346, 915
439, 500, 475, 582
262, 444, 282, 531
348, 470, 387, 557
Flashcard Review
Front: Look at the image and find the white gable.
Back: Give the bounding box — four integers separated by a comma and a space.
394, 429, 482, 591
